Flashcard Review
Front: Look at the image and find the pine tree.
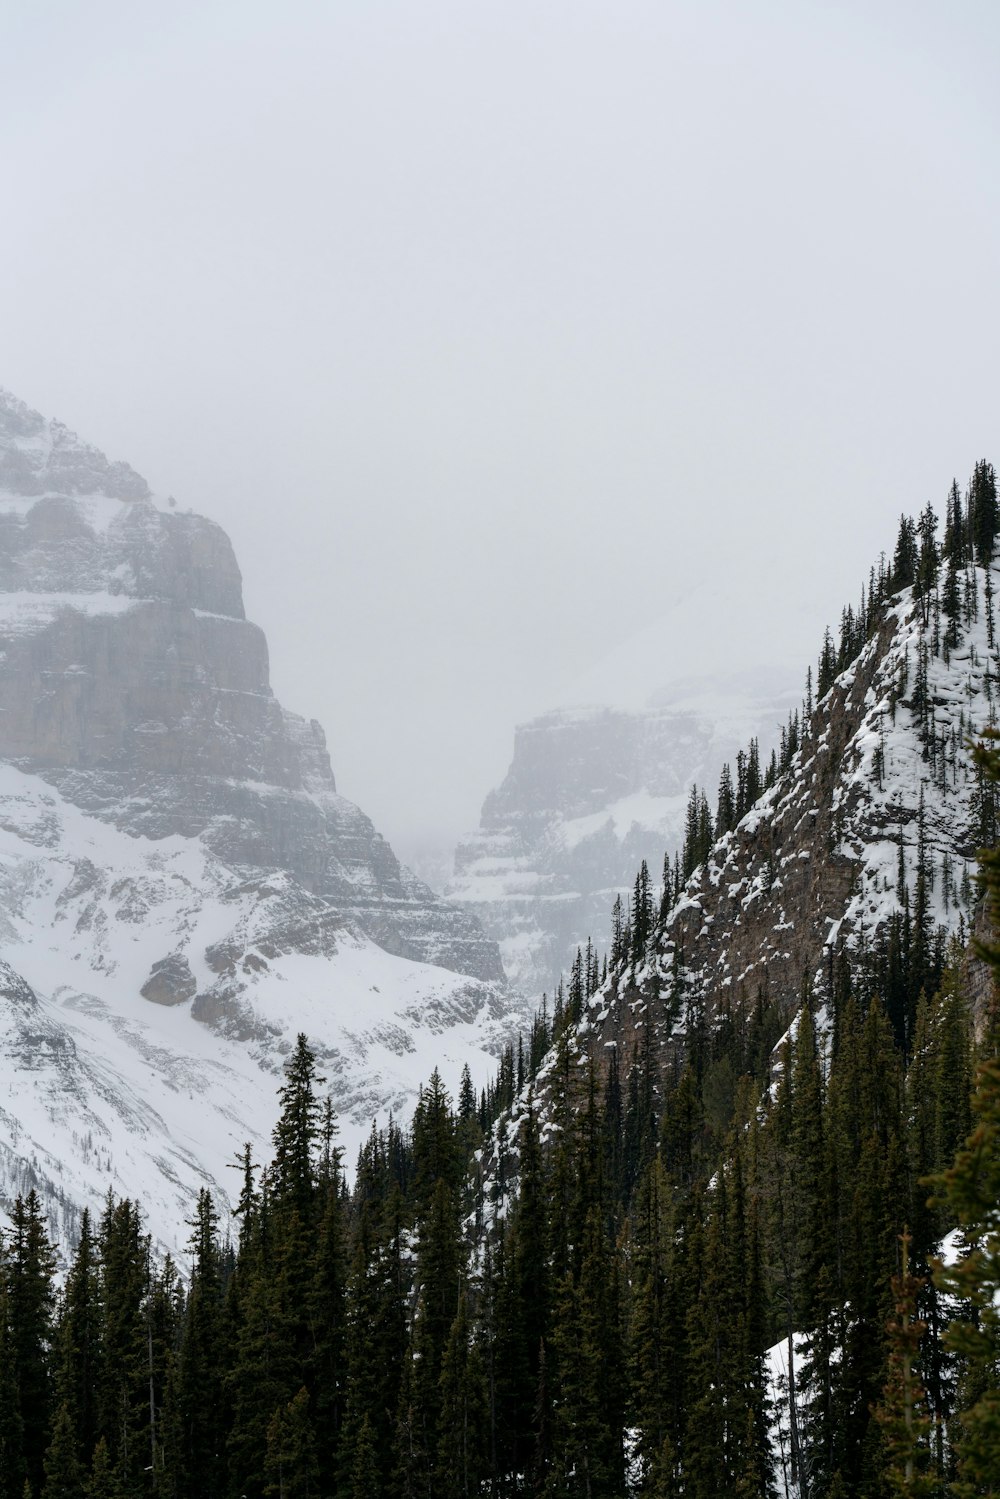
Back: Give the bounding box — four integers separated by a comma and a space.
818, 626, 838, 697
716, 763, 736, 837
610, 894, 625, 967
873, 1231, 942, 1497
970, 459, 998, 568
338, 1187, 407, 1497
344, 1414, 379, 1499
94, 1196, 153, 1489
632, 860, 654, 961
917, 502, 940, 620
51, 1212, 100, 1476
271, 1033, 324, 1220
436, 1293, 487, 1499
264, 1387, 319, 1499
84, 1440, 123, 1499
0, 1243, 26, 1499
40, 1402, 85, 1499
932, 1059, 1000, 1495
628, 1158, 682, 1492
227, 1185, 293, 1497
546, 1201, 624, 1497
894, 514, 918, 590
746, 739, 762, 808
496, 1099, 549, 1481
5, 1191, 56, 1497
309, 1170, 347, 1494
170, 1190, 227, 1498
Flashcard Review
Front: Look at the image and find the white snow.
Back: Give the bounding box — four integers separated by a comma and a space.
0, 762, 515, 1263
0, 591, 141, 631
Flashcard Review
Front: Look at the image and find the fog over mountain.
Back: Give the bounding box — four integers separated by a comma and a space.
3, 9, 1000, 1498
0, 391, 525, 1256
2, 1, 999, 866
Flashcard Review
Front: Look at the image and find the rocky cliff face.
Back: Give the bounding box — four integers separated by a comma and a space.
0, 389, 501, 982
449, 674, 799, 998
474, 555, 1000, 1208
0, 389, 517, 1253
570, 567, 998, 1084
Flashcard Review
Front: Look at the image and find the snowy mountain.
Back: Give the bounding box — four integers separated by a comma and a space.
449, 669, 800, 998
534, 547, 1000, 1108
0, 389, 523, 1257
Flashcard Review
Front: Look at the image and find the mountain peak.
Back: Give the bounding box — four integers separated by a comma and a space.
0, 387, 151, 501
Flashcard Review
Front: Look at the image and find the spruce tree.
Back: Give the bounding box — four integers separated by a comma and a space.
873, 1232, 942, 1497
170, 1190, 227, 1498
264, 1387, 319, 1499
309, 1171, 346, 1494
40, 1402, 85, 1499
84, 1439, 123, 1499
51, 1212, 100, 1476
932, 1059, 1000, 1495
5, 1191, 56, 1497
0, 1243, 26, 1499
496, 1100, 549, 1481
344, 1414, 379, 1499
94, 1196, 152, 1491
271, 1035, 324, 1219
436, 1293, 487, 1499
628, 1158, 681, 1492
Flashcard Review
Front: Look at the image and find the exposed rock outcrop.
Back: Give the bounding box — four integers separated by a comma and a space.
140, 954, 198, 1007
0, 389, 502, 984
449, 675, 799, 998
576, 576, 997, 1080
0, 390, 522, 1255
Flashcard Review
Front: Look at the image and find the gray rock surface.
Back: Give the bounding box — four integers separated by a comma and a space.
0, 389, 503, 985
140, 954, 198, 1007
450, 680, 799, 998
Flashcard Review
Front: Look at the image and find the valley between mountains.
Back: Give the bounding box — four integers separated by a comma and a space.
1, 391, 998, 1498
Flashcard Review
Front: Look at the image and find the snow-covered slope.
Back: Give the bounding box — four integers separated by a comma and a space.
572, 557, 1000, 1081
0, 389, 524, 1254
0, 761, 515, 1261
471, 552, 1000, 1253
449, 670, 800, 998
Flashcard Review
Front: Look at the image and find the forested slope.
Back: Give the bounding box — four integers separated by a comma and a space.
3, 466, 1000, 1499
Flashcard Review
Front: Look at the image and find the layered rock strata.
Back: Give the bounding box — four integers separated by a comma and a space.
450, 676, 799, 998
0, 389, 501, 982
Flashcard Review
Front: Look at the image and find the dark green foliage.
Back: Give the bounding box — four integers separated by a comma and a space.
264, 1386, 318, 1499
894, 513, 918, 589
170, 1191, 227, 1498
94, 1195, 151, 1491
632, 859, 655, 961
40, 1402, 85, 1499
1, 931, 991, 1499
10, 500, 1000, 1499
969, 459, 999, 569
436, 1294, 487, 1499
716, 762, 736, 836
343, 1413, 379, 1499
682, 786, 715, 879
818, 624, 838, 698
928, 731, 1000, 1494
4, 1192, 56, 1497
84, 1439, 123, 1499
51, 1212, 100, 1476
872, 1233, 943, 1497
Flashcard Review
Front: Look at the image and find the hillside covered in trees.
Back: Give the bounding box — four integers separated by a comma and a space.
3, 468, 1000, 1498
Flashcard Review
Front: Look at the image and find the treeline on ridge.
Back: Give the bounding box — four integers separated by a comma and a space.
3, 466, 1000, 1498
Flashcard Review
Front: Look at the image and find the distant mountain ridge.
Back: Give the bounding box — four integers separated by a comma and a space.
493, 471, 1000, 1153
448, 672, 800, 998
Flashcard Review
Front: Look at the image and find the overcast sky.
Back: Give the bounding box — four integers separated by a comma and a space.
2, 1, 999, 864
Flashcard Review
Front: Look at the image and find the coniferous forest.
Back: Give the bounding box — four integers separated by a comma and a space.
3, 483, 1000, 1499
